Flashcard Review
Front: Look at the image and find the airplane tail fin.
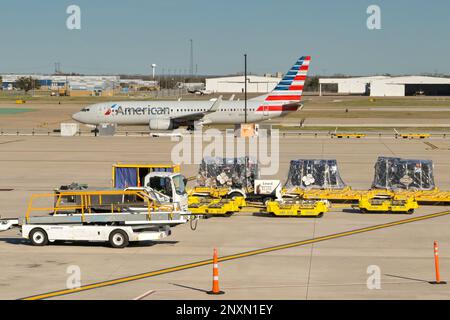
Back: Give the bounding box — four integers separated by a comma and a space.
263, 56, 311, 111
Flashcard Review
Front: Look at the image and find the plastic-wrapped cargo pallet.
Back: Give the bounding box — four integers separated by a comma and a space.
285, 159, 347, 189
371, 157, 435, 190
197, 156, 259, 189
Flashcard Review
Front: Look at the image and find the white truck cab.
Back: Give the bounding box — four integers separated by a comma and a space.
143, 172, 189, 211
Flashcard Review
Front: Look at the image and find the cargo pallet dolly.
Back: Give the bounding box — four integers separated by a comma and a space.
187, 180, 281, 217
188, 195, 246, 217
395, 188, 450, 205
353, 194, 419, 214
0, 190, 191, 248
331, 133, 366, 139
264, 200, 329, 218
394, 129, 431, 140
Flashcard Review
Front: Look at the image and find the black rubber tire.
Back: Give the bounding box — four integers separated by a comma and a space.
109, 229, 129, 248
228, 192, 243, 199
29, 228, 49, 246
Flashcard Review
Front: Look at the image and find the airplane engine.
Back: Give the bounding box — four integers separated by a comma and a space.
149, 119, 176, 130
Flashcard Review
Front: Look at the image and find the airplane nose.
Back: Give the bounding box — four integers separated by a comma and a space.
72, 112, 82, 123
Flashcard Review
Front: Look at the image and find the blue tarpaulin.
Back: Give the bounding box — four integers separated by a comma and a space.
115, 167, 137, 189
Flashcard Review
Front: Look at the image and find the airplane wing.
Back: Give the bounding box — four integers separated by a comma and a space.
170, 96, 222, 124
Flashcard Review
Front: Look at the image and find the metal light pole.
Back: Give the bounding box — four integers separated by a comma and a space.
244, 53, 247, 124
190, 39, 194, 76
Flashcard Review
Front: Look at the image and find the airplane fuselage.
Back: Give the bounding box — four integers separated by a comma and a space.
72, 55, 310, 128
72, 100, 286, 126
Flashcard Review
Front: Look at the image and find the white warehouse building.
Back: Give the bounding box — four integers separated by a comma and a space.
318, 76, 389, 95
205, 75, 282, 93
319, 76, 450, 97
370, 76, 450, 97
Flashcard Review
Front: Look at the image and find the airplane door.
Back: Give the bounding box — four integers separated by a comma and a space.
263, 105, 269, 118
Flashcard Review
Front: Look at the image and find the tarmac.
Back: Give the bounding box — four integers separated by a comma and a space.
1, 135, 450, 299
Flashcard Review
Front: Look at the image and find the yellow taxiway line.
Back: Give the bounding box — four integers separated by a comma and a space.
22, 210, 450, 300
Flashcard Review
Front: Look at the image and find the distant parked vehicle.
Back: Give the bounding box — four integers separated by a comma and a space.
414, 90, 425, 96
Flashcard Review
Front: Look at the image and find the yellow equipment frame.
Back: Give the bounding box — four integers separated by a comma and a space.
399, 133, 431, 139
266, 200, 329, 217
188, 196, 246, 215
357, 195, 419, 213
25, 190, 170, 223
332, 133, 366, 139
284, 187, 450, 205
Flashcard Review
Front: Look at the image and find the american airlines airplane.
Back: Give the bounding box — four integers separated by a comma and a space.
72, 55, 311, 130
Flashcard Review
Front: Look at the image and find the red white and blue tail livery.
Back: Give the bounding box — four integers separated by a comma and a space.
257, 55, 311, 113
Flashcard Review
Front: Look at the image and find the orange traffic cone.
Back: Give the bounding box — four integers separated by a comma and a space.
207, 248, 225, 295
430, 241, 447, 284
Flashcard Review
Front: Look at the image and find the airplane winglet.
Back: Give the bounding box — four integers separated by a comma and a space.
207, 95, 222, 113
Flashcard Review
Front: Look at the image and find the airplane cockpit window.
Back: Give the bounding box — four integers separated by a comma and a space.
80, 108, 90, 112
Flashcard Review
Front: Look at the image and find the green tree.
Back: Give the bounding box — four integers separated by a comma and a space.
14, 77, 41, 93
304, 76, 319, 92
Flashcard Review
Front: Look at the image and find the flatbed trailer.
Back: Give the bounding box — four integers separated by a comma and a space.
284, 187, 378, 204
285, 187, 450, 205
395, 189, 450, 205
0, 190, 190, 248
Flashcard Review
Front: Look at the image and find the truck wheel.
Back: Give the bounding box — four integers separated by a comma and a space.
109, 230, 129, 248
407, 209, 414, 215
29, 228, 49, 246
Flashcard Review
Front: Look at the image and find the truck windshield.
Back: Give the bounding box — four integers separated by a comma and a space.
173, 174, 186, 195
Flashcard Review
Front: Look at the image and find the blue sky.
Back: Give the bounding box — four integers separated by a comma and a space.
0, 0, 449, 76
